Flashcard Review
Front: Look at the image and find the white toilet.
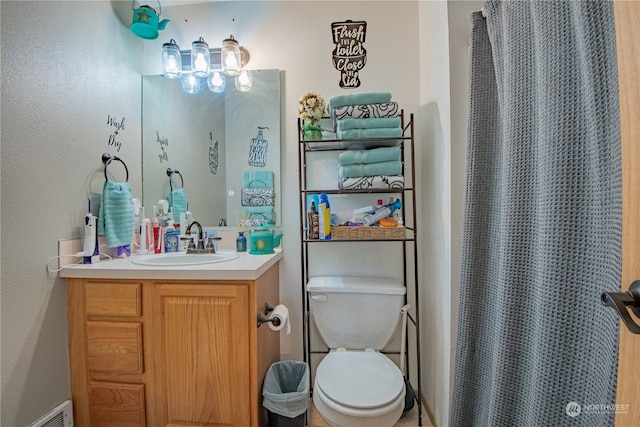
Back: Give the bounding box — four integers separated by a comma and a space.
307, 276, 406, 427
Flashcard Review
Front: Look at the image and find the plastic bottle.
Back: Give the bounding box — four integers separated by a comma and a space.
319, 193, 331, 240
164, 223, 179, 252
363, 199, 402, 226
307, 201, 319, 240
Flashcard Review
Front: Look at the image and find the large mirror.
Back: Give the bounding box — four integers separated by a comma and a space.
142, 69, 281, 227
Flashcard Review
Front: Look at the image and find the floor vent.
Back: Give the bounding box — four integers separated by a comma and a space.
30, 400, 73, 427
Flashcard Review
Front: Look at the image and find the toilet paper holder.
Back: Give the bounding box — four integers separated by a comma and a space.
257, 302, 281, 328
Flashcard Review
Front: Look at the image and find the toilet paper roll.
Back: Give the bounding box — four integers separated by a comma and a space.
268, 304, 291, 335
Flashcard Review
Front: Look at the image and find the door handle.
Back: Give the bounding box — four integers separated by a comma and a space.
601, 280, 640, 334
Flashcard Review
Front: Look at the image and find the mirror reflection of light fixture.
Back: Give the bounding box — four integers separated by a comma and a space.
181, 73, 203, 95
162, 39, 182, 79
162, 35, 251, 93
207, 71, 226, 93
235, 70, 253, 92
191, 37, 210, 78
221, 35, 241, 76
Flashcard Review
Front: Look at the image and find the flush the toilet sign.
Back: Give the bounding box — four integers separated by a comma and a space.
331, 20, 367, 88
248, 126, 269, 167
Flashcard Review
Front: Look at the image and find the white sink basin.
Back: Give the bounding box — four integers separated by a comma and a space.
131, 252, 239, 266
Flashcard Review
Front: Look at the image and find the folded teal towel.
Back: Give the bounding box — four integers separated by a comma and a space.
328, 92, 392, 113
243, 170, 274, 188
168, 188, 188, 218
336, 117, 401, 132
98, 180, 135, 247
337, 127, 403, 140
339, 160, 402, 178
338, 147, 401, 166
242, 206, 274, 225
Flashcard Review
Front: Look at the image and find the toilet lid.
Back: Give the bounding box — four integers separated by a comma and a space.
315, 351, 404, 409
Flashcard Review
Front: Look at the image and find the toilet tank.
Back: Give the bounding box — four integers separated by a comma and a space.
307, 276, 405, 350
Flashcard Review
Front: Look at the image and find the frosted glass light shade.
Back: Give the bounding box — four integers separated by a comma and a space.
222, 35, 241, 76
162, 39, 182, 79
207, 71, 226, 93
191, 37, 210, 78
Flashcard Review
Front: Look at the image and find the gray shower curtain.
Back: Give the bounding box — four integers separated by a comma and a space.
452, 1, 621, 426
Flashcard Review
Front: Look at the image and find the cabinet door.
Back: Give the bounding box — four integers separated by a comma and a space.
151, 284, 250, 427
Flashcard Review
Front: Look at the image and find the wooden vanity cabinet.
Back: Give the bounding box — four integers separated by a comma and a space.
67, 263, 280, 427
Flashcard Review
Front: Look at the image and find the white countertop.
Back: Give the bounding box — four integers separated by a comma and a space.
60, 250, 282, 281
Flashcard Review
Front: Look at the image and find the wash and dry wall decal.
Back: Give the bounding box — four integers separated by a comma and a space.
106, 114, 126, 152
156, 130, 169, 163
331, 20, 367, 88
248, 126, 269, 167
209, 132, 219, 175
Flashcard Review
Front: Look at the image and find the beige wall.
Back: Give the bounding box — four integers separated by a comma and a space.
1, 2, 477, 426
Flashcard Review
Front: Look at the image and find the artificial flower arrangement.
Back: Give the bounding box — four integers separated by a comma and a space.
298, 91, 326, 140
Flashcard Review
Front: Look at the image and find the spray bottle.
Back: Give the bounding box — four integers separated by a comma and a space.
363, 199, 402, 226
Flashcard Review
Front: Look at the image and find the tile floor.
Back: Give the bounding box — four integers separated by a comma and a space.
306, 400, 433, 427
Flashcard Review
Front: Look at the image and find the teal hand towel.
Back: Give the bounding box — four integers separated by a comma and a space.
242, 170, 274, 188
328, 92, 392, 113
98, 180, 135, 247
337, 127, 403, 140
339, 160, 402, 178
338, 147, 401, 166
168, 188, 188, 218
336, 117, 401, 132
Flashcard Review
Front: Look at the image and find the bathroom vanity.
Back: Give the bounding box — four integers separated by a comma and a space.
61, 251, 282, 427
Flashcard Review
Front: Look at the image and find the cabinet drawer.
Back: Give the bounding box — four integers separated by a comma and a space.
85, 282, 141, 317
90, 381, 146, 427
87, 321, 144, 373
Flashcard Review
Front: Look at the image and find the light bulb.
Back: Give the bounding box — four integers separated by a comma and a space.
181, 73, 202, 94
207, 71, 226, 93
162, 39, 182, 79
191, 37, 210, 78
235, 70, 253, 92
222, 35, 241, 76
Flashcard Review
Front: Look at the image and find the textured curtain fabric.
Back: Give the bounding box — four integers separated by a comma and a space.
452, 1, 622, 426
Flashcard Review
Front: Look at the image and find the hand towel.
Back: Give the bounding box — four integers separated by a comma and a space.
336, 117, 401, 132
168, 188, 188, 218
338, 175, 405, 190
338, 147, 401, 166
339, 160, 402, 178
242, 206, 275, 225
337, 127, 403, 140
242, 170, 274, 188
332, 102, 400, 130
328, 92, 392, 113
241, 188, 275, 206
98, 180, 135, 247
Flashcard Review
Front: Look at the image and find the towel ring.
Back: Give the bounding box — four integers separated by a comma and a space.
166, 168, 184, 190
102, 153, 129, 182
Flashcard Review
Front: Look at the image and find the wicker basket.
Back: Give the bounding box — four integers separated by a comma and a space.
330, 226, 406, 240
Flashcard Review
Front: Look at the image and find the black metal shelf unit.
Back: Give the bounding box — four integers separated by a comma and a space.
297, 110, 423, 426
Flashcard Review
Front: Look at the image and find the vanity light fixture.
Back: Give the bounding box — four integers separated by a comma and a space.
161, 35, 250, 94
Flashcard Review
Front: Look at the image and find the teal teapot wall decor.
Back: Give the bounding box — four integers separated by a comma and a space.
130, 1, 170, 40
249, 226, 283, 255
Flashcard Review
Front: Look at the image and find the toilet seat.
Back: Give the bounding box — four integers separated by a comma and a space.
315, 350, 404, 410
